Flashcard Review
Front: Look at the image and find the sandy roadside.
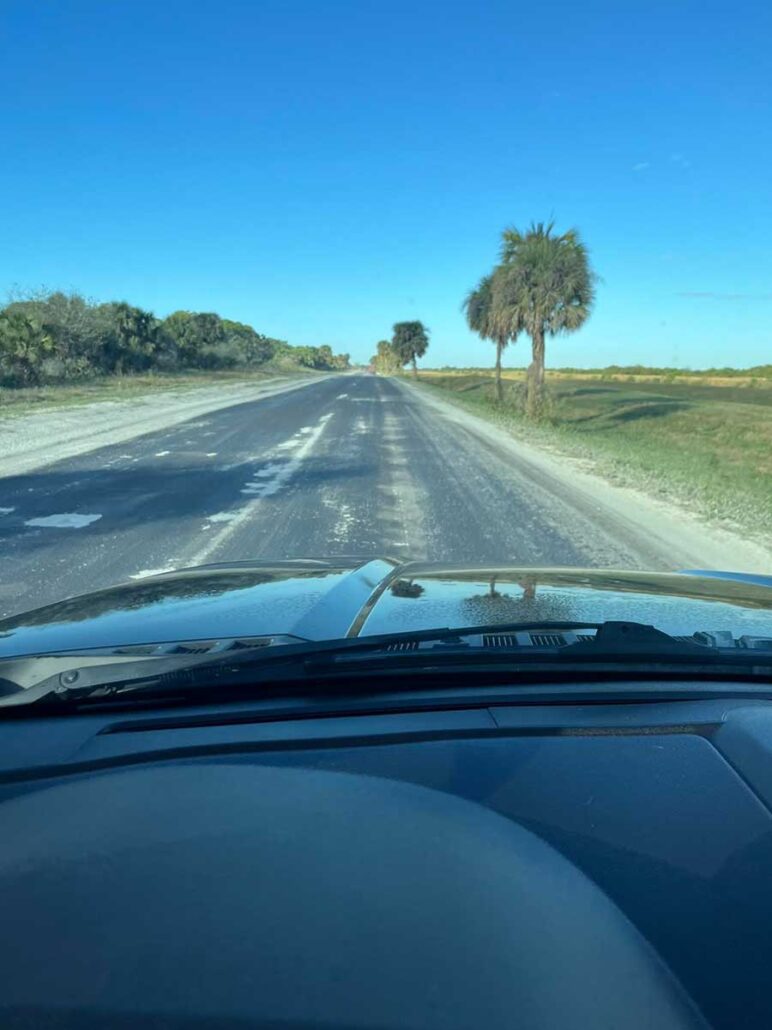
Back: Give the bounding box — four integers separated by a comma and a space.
399, 378, 772, 575
0, 375, 330, 477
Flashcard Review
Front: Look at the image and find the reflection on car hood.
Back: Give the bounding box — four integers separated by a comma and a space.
0, 558, 770, 657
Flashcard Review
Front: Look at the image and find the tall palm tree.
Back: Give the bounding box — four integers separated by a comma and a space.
392, 321, 429, 377
462, 272, 512, 404
494, 222, 596, 417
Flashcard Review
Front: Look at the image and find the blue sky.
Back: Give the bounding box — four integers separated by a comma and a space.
2, 0, 771, 367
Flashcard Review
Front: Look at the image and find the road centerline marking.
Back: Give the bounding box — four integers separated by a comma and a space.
188, 412, 334, 565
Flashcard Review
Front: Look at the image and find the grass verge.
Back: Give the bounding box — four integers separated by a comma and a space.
0, 366, 314, 419
413, 371, 772, 549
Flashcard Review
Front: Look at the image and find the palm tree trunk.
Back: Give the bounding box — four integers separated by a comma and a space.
494, 340, 503, 403
526, 326, 546, 418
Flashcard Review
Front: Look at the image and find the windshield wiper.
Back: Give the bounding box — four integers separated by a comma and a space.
0, 621, 594, 707
1, 620, 769, 711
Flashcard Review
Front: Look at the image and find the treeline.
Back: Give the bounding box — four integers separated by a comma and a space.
427, 363, 772, 378
0, 290, 349, 387
556, 363, 772, 379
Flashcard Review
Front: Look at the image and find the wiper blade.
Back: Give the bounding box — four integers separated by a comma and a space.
1, 620, 769, 710
0, 621, 594, 707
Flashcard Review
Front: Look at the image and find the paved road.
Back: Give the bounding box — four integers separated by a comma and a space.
0, 374, 687, 617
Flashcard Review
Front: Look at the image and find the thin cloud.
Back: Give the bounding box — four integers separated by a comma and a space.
677, 291, 772, 300
670, 152, 691, 168
632, 162, 650, 172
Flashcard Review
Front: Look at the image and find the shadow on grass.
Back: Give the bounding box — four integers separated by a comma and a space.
560, 398, 692, 427
607, 400, 692, 423
562, 386, 617, 398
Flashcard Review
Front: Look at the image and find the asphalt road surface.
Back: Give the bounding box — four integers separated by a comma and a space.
0, 374, 712, 617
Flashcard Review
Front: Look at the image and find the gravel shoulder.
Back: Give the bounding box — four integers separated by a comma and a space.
399, 377, 772, 574
0, 375, 327, 477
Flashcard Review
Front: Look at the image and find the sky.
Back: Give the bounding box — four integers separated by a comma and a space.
2, 0, 771, 368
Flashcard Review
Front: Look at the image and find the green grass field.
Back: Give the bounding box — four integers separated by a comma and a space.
415, 370, 772, 546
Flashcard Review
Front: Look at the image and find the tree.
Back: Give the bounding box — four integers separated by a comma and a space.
222, 320, 275, 365
99, 302, 161, 374
5, 290, 112, 378
495, 222, 596, 418
316, 345, 334, 369
371, 339, 400, 374
391, 320, 429, 377
462, 272, 515, 404
162, 311, 226, 368
0, 312, 55, 385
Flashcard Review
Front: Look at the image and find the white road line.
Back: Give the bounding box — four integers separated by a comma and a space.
25, 513, 102, 529
0, 507, 14, 516
154, 450, 171, 457
189, 413, 333, 566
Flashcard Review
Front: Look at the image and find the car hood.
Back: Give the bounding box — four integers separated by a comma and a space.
0, 558, 771, 658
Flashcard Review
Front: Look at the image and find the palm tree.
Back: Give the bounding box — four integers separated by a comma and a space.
392, 321, 429, 377
462, 272, 513, 404
494, 222, 596, 418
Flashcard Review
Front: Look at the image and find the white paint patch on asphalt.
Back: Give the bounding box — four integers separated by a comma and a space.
207, 511, 239, 523
187, 411, 333, 567
241, 461, 291, 498
336, 393, 349, 400
131, 566, 178, 580
321, 489, 359, 545
206, 452, 217, 457
254, 463, 285, 479
0, 507, 14, 515
355, 417, 368, 435
333, 501, 355, 542
337, 506, 354, 541
154, 450, 171, 457
25, 513, 102, 529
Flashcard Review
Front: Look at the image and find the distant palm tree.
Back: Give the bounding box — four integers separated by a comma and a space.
494, 222, 596, 417
392, 321, 429, 377
462, 272, 513, 404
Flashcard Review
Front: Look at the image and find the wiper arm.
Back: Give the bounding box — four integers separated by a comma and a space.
2, 620, 767, 711
563, 620, 708, 656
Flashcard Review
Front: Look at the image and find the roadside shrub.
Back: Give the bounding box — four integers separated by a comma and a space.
0, 290, 350, 389
0, 311, 55, 386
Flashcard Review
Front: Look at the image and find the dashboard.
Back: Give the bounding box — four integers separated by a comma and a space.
1, 685, 772, 1028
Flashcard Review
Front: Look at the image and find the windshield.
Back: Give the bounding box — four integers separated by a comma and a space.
0, 1, 770, 654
